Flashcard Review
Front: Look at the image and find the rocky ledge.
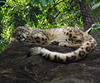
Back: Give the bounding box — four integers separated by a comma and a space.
0, 32, 100, 83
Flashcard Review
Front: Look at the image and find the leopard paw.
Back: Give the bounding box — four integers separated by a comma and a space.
59, 42, 68, 47
51, 41, 59, 45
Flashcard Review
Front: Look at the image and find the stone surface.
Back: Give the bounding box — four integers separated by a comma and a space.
0, 32, 100, 83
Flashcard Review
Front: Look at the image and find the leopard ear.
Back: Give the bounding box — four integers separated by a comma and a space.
24, 24, 29, 27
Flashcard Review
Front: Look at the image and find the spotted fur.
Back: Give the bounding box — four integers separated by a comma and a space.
10, 24, 97, 63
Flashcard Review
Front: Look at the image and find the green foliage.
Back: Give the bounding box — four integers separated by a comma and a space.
86, 23, 100, 34
86, 0, 100, 15
0, 0, 83, 52
41, 0, 49, 6
92, 2, 100, 15
85, 0, 100, 34
86, 0, 94, 4
0, 0, 6, 6
32, 0, 53, 6
86, 0, 99, 4
0, 0, 6, 21
0, 11, 3, 22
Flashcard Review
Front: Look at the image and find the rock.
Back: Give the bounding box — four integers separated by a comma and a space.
0, 39, 100, 83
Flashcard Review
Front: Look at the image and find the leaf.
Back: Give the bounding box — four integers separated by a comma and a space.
88, 28, 95, 34
49, 0, 53, 1
0, 1, 6, 6
87, 28, 93, 34
79, 0, 82, 2
86, 23, 100, 34
95, 0, 100, 3
0, 0, 6, 2
33, 0, 40, 6
91, 24, 100, 29
86, 0, 93, 4
41, 0, 48, 6
0, 11, 3, 21
92, 2, 100, 15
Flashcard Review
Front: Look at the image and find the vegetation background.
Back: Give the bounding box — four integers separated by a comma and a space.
0, 0, 100, 52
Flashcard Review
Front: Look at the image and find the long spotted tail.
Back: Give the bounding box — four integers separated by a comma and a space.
28, 38, 97, 63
